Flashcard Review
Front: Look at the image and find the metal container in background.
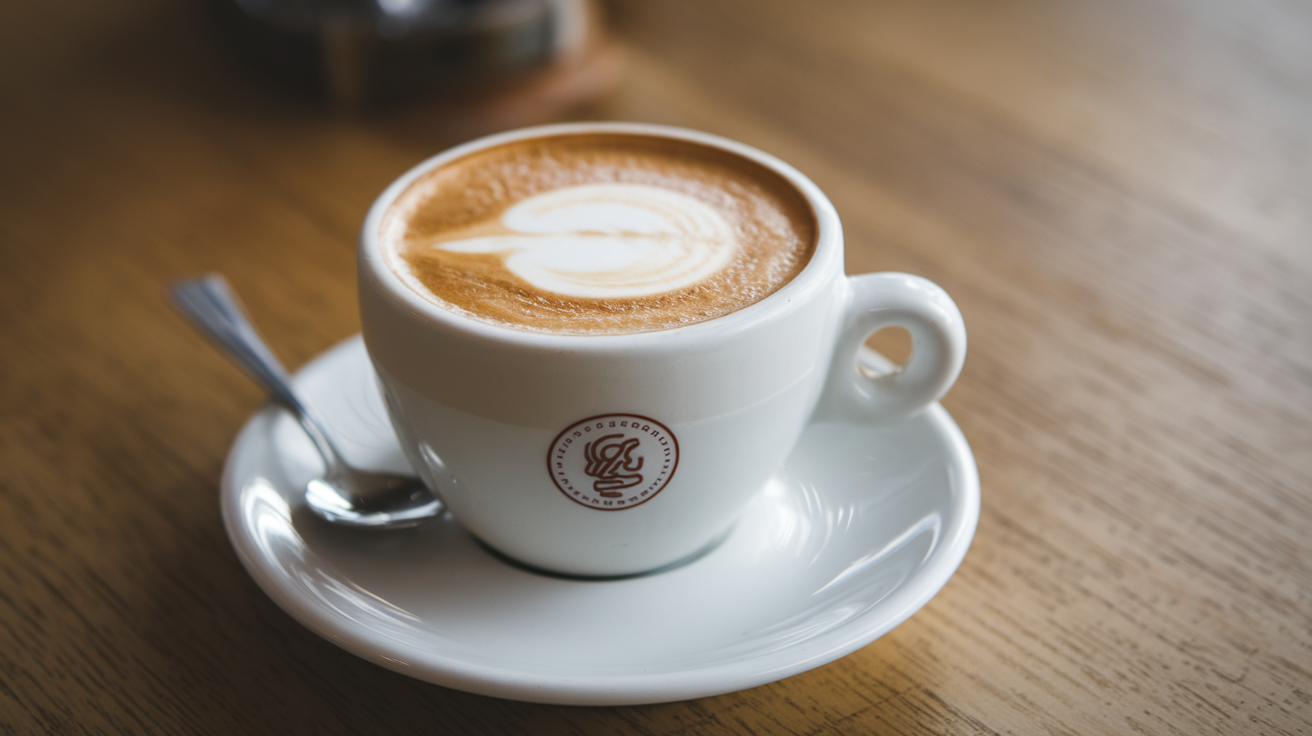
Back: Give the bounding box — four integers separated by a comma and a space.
215, 0, 593, 109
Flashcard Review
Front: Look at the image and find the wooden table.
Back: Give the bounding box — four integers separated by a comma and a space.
3, 0, 1309, 732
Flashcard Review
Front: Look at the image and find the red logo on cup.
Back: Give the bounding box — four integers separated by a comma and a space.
547, 414, 679, 510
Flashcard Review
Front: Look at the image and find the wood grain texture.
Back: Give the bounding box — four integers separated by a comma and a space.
1, 0, 1308, 733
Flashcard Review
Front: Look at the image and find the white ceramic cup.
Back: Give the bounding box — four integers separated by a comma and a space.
358, 122, 966, 577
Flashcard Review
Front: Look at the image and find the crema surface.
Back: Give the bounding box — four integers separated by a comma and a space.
381, 134, 816, 335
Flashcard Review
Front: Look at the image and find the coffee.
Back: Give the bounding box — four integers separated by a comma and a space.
379, 133, 816, 335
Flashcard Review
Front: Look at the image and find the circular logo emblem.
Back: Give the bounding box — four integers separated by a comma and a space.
547, 414, 679, 511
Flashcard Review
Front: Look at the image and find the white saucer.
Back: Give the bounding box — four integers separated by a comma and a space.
221, 336, 979, 705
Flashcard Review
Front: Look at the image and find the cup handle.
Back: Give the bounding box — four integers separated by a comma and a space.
814, 272, 966, 423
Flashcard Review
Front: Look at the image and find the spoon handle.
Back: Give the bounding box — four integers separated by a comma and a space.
169, 274, 342, 466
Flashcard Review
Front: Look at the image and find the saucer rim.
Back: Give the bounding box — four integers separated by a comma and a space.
220, 336, 980, 705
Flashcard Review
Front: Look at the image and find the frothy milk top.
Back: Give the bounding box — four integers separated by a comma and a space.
436, 183, 738, 299
380, 134, 816, 335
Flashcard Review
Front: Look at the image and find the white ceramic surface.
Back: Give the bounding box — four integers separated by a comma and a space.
221, 337, 979, 705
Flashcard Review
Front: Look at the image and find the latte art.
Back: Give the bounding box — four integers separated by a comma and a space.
381, 133, 816, 334
431, 184, 738, 299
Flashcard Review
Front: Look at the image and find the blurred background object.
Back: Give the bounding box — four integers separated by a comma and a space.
215, 0, 615, 112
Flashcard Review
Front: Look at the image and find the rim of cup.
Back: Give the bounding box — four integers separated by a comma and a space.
359, 121, 845, 350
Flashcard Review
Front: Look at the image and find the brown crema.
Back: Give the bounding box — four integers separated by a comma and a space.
380, 133, 817, 335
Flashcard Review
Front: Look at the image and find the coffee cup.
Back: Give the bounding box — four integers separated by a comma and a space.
358, 122, 966, 577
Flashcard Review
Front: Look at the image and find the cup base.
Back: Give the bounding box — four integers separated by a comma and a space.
470, 521, 739, 581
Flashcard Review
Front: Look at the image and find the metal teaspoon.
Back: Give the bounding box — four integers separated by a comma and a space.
170, 274, 441, 529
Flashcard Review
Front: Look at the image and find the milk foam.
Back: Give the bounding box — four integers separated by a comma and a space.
430, 184, 738, 299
